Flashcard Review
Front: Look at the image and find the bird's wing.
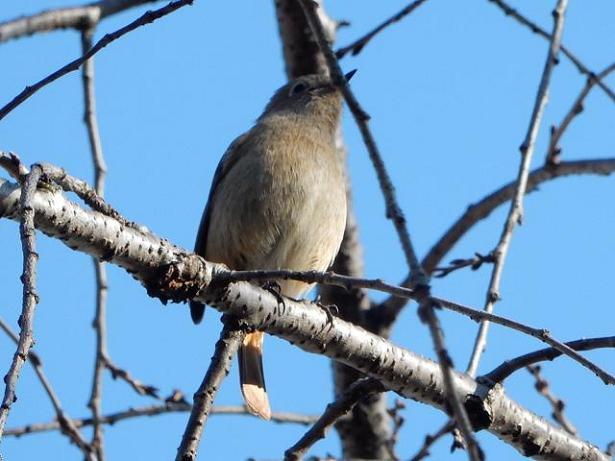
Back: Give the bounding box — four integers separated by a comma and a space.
190, 132, 251, 324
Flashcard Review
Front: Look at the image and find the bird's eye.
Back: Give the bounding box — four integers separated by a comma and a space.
290, 82, 308, 96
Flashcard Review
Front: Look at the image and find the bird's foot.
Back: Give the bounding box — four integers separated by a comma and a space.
316, 300, 338, 325
261, 281, 286, 308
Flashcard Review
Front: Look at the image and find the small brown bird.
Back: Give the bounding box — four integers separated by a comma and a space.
190, 73, 350, 419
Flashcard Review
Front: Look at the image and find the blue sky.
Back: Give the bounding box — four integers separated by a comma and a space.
0, 1, 614, 460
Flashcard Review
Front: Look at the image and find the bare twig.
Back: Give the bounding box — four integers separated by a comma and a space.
547, 62, 615, 164
104, 357, 159, 398
527, 365, 578, 436
4, 403, 317, 438
466, 0, 568, 377
336, 0, 429, 58
410, 420, 455, 461
0, 318, 92, 455
175, 321, 244, 461
284, 378, 385, 461
433, 252, 495, 278
81, 28, 107, 196
37, 163, 139, 229
0, 165, 42, 438
488, 0, 615, 103
80, 27, 108, 460
484, 336, 615, 383
0, 0, 194, 121
385, 399, 406, 460
0, 0, 164, 43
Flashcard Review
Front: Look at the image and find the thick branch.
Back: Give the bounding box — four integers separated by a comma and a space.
0, 176, 609, 459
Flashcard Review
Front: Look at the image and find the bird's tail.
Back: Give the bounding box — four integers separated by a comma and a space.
189, 301, 205, 324
239, 331, 271, 420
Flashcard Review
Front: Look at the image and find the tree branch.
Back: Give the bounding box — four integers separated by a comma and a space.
284, 378, 385, 461
1, 174, 609, 459
527, 365, 578, 436
175, 322, 244, 461
4, 403, 316, 438
484, 336, 615, 383
466, 0, 568, 377
377, 158, 615, 326
336, 0, 429, 59
0, 166, 43, 439
0, 0, 194, 121
0, 0, 164, 43
547, 62, 615, 164
487, 0, 615, 103
0, 318, 92, 456
81, 26, 108, 460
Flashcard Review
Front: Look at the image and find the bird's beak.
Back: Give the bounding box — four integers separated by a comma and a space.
344, 69, 357, 82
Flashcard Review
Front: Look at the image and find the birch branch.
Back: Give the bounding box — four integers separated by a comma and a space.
0, 175, 610, 459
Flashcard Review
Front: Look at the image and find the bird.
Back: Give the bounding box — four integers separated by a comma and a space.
190, 72, 351, 420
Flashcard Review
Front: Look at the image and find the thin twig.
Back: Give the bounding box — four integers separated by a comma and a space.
175, 321, 244, 461
4, 403, 317, 438
547, 62, 615, 164
104, 357, 159, 398
0, 0, 194, 121
81, 28, 107, 196
488, 0, 615, 103
37, 163, 140, 230
466, 0, 569, 378
484, 336, 615, 383
0, 317, 92, 455
298, 2, 482, 459
336, 0, 429, 58
0, 165, 42, 438
284, 378, 385, 461
385, 399, 406, 461
433, 251, 495, 278
527, 365, 578, 435
80, 27, 108, 460
409, 420, 455, 461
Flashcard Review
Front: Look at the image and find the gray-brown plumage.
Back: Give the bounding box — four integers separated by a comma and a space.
190, 74, 348, 420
